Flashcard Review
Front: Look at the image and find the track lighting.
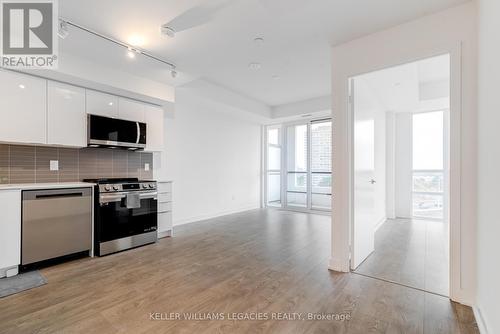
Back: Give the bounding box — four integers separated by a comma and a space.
59, 18, 177, 76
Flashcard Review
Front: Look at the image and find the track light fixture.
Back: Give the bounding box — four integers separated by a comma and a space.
58, 18, 178, 78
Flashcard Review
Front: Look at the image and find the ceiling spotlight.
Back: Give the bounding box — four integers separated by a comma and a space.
161, 25, 176, 38
171, 68, 178, 78
248, 62, 261, 70
58, 19, 69, 39
254, 37, 264, 45
127, 47, 136, 59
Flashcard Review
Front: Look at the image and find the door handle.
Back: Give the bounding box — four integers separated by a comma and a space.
369, 179, 376, 184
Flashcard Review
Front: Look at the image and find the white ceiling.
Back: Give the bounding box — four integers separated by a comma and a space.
356, 54, 451, 113
59, 0, 468, 107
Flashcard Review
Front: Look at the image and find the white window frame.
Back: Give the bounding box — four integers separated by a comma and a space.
264, 118, 332, 214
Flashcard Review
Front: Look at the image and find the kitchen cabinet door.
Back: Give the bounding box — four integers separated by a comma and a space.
48, 81, 86, 147
144, 104, 164, 152
0, 189, 21, 277
0, 70, 47, 144
119, 98, 145, 122
86, 90, 119, 118
158, 212, 173, 237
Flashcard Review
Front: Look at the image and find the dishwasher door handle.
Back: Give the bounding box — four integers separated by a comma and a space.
35, 192, 85, 199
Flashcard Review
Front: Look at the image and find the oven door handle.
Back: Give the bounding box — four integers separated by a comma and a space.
140, 192, 157, 200
100, 192, 157, 203
100, 194, 126, 203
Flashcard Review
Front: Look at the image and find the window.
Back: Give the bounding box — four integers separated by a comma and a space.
286, 125, 308, 208
311, 121, 332, 210
265, 119, 332, 212
412, 111, 444, 219
266, 126, 282, 207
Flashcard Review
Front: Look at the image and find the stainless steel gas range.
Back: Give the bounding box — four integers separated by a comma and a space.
84, 178, 158, 256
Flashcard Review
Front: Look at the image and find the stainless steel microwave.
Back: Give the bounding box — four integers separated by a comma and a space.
87, 114, 146, 150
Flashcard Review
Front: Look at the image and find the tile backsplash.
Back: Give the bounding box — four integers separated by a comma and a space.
0, 144, 153, 184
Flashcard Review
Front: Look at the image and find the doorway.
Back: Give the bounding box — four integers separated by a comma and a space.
349, 54, 450, 296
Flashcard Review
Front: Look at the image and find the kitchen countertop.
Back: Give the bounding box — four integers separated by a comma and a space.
0, 182, 95, 190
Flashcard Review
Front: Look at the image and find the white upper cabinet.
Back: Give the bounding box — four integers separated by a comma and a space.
48, 81, 86, 147
86, 90, 119, 118
0, 70, 47, 144
118, 98, 145, 122
144, 104, 164, 152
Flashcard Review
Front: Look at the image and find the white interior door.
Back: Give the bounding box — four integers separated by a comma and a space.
351, 78, 376, 269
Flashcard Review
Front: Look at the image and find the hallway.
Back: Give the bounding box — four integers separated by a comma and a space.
355, 218, 449, 296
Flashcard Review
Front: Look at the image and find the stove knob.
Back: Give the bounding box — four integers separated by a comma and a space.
104, 185, 111, 191
149, 184, 154, 189
113, 186, 119, 191
142, 184, 148, 189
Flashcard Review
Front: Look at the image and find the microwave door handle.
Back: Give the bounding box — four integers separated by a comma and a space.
136, 122, 140, 144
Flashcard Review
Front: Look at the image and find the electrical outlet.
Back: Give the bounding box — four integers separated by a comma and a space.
144, 163, 150, 171
50, 160, 59, 171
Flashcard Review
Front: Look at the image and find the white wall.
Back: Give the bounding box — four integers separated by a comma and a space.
159, 84, 262, 226
374, 103, 387, 227
477, 0, 500, 332
271, 95, 331, 119
330, 2, 477, 305
394, 113, 413, 218
385, 111, 396, 219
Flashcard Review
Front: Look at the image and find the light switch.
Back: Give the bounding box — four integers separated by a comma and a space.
144, 163, 150, 171
50, 160, 59, 171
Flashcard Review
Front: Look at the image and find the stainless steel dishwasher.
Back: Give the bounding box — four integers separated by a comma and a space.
22, 188, 92, 265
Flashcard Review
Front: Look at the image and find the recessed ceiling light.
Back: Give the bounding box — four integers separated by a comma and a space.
161, 25, 176, 38
108, 102, 114, 106
254, 37, 264, 45
18, 84, 25, 89
249, 62, 261, 70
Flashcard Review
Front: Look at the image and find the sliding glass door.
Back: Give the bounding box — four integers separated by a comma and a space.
310, 121, 332, 210
266, 126, 282, 207
265, 119, 331, 212
286, 124, 308, 208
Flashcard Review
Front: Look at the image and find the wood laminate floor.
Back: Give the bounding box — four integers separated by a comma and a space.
354, 218, 449, 296
0, 209, 477, 334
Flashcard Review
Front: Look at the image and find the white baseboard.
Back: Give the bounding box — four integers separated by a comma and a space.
328, 257, 350, 273
374, 216, 387, 232
473, 306, 488, 334
158, 230, 172, 239
173, 204, 261, 227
